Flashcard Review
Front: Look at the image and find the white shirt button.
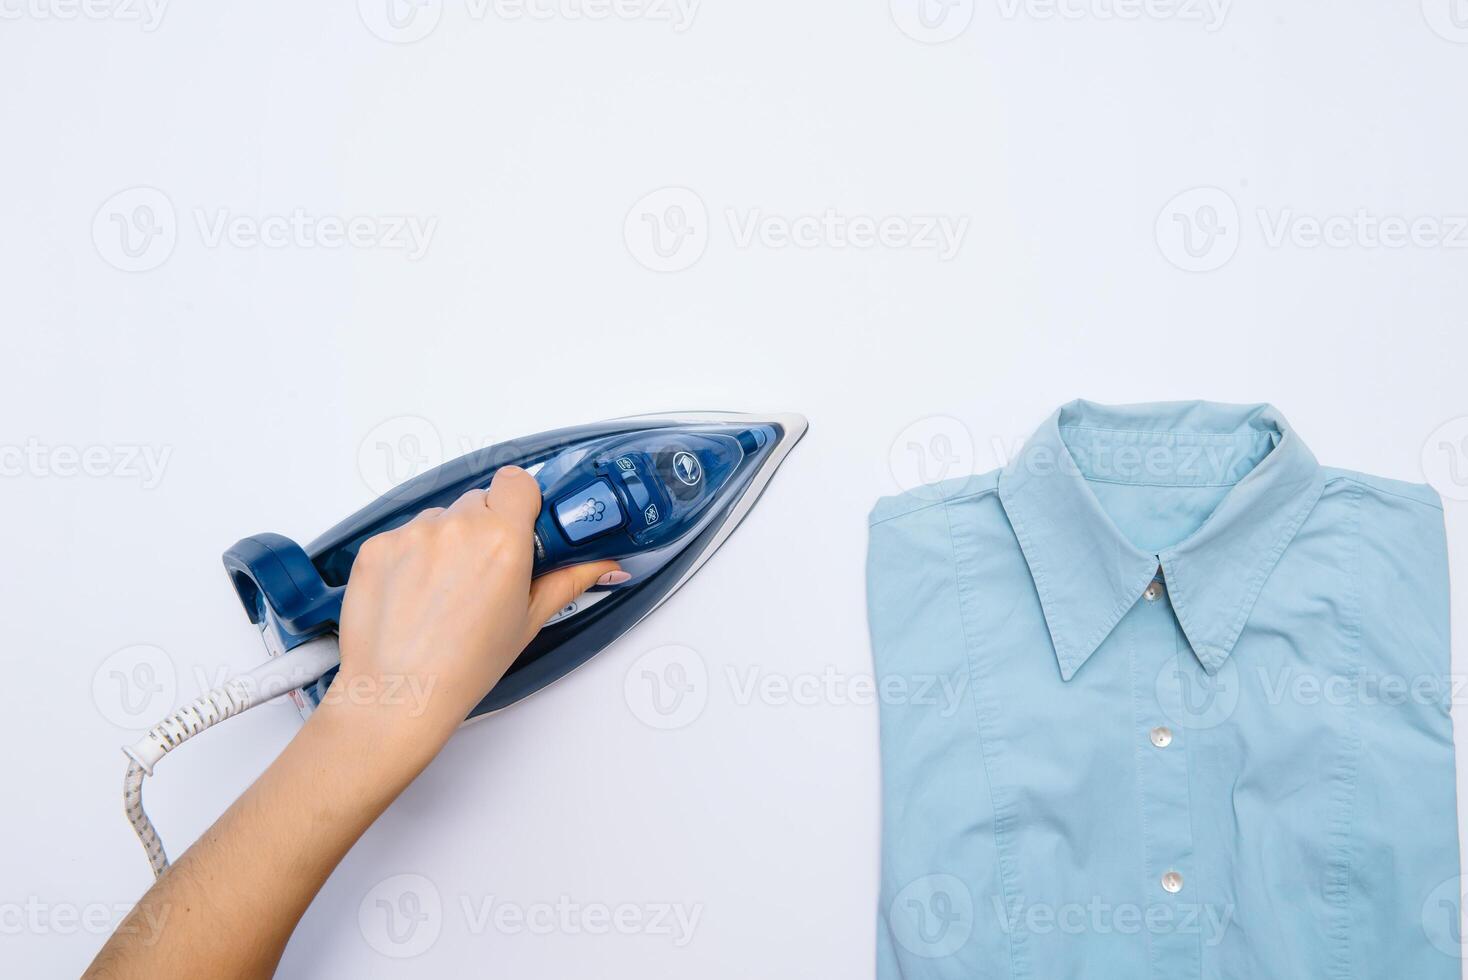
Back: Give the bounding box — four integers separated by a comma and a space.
1161, 871, 1183, 893
1150, 726, 1173, 748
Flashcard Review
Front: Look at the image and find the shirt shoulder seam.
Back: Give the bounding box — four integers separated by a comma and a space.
869, 486, 1000, 527
1324, 473, 1443, 512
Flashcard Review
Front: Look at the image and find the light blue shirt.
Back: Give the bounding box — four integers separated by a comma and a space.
866, 400, 1459, 979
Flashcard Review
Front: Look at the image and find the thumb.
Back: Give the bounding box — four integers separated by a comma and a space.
526, 561, 623, 631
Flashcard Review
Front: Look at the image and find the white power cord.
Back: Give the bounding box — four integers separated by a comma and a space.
121, 636, 342, 878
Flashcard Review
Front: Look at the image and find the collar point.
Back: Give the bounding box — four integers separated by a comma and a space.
1195, 646, 1232, 676
1056, 650, 1087, 682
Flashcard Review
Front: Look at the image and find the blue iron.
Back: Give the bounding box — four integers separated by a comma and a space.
122, 411, 806, 877
220, 411, 808, 719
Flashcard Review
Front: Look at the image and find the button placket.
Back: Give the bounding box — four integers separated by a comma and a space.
1128, 578, 1199, 977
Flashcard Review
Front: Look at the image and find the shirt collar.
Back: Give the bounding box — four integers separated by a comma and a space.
997, 400, 1326, 681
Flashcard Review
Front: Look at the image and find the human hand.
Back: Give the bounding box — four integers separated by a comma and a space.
85, 466, 622, 980
326, 466, 622, 754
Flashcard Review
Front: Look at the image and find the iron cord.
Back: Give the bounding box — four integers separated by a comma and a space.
120, 637, 343, 878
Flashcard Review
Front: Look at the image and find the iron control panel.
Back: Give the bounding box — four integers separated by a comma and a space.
530, 431, 752, 578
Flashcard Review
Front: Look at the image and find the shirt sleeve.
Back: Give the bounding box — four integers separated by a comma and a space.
867, 496, 1010, 976
1348, 479, 1458, 971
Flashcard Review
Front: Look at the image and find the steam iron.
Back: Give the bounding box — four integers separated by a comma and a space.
121, 411, 806, 876
223, 410, 808, 718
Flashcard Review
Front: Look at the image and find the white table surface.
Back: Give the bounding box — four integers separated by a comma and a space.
4, 2, 1468, 976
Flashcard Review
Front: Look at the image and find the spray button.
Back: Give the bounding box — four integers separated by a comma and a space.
552, 478, 626, 543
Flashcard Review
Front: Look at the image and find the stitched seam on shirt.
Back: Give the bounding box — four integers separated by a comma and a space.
868, 487, 998, 528
1327, 474, 1444, 512
1324, 482, 1365, 980
1058, 423, 1273, 439
1123, 616, 1162, 979
1075, 475, 1240, 489
1003, 486, 1146, 678
1003, 475, 1157, 677
1001, 486, 1074, 676
1084, 578, 1157, 669
1217, 478, 1326, 663
942, 495, 1027, 980
1176, 619, 1205, 980
1172, 475, 1325, 672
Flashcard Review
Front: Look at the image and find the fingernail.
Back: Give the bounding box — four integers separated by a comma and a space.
596, 570, 631, 586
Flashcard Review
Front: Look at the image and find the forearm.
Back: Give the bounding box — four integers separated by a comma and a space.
86, 699, 447, 980
86, 470, 611, 979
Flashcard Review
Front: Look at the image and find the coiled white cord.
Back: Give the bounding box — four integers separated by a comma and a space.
121, 636, 342, 878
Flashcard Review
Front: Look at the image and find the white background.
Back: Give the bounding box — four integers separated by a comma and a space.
4, 0, 1468, 976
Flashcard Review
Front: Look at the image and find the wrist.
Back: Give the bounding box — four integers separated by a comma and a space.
307, 684, 457, 782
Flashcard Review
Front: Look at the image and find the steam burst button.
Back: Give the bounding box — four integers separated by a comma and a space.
552, 479, 626, 543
